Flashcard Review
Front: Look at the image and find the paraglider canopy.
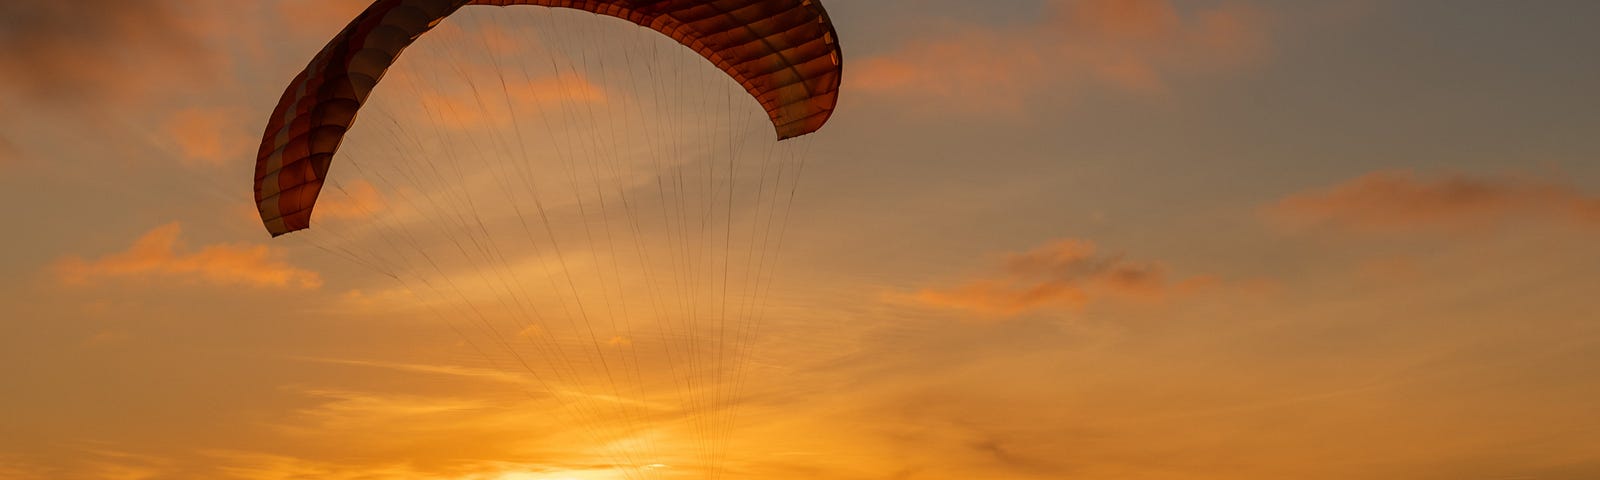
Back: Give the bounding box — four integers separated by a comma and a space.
254, 0, 843, 237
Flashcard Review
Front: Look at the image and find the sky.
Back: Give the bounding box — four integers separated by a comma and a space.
4, 1, 1600, 479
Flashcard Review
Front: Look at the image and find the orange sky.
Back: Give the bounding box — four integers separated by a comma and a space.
4, 1, 1600, 479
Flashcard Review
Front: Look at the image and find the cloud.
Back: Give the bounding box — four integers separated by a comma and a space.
81, 330, 133, 349
274, 0, 372, 37
911, 239, 1216, 317
313, 179, 387, 221
293, 356, 531, 386
205, 450, 622, 480
411, 72, 607, 129
162, 107, 254, 166
852, 0, 1271, 110
52, 222, 322, 289
1267, 169, 1600, 233
237, 385, 657, 480
0, 1, 218, 106
1356, 255, 1422, 283
0, 447, 182, 480
291, 357, 674, 413
0, 134, 19, 167
234, 177, 389, 232
285, 388, 493, 428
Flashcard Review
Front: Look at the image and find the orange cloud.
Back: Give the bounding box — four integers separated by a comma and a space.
852, 29, 1046, 110
1268, 169, 1600, 233
913, 239, 1216, 317
432, 16, 546, 57
514, 73, 607, 105
413, 72, 606, 129
162, 107, 252, 166
1356, 255, 1422, 283
313, 179, 387, 221
53, 222, 321, 289
0, 134, 18, 167
852, 0, 1272, 110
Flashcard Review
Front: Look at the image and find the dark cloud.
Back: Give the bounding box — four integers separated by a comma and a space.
0, 1, 215, 105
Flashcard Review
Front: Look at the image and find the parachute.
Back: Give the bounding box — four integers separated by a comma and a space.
256, 0, 842, 236
252, 1, 842, 478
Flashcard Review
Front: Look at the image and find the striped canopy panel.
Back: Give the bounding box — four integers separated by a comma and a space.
254, 0, 843, 236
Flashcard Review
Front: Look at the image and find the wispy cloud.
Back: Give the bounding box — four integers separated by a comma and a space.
205, 450, 626, 480
293, 356, 532, 386
0, 446, 183, 480
294, 356, 677, 412
243, 384, 666, 480
0, 133, 19, 168
285, 388, 494, 426
852, 0, 1271, 110
161, 106, 253, 166
1267, 169, 1600, 233
78, 448, 177, 480
410, 72, 607, 129
52, 222, 322, 289
313, 179, 388, 221
909, 239, 1217, 317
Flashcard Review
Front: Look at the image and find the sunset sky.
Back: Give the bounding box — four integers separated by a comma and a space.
5, 1, 1600, 479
